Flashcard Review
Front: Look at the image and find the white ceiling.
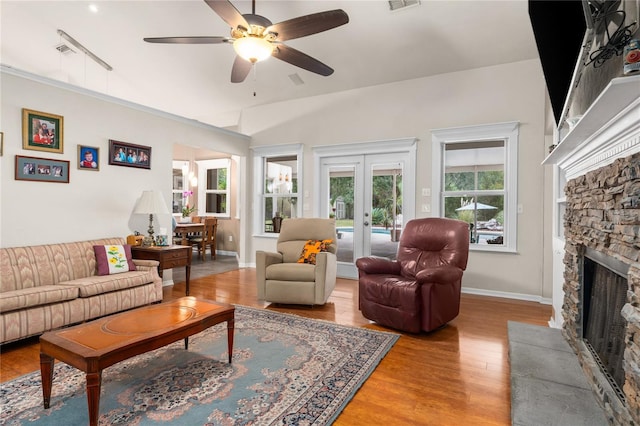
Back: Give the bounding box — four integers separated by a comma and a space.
1, 0, 540, 129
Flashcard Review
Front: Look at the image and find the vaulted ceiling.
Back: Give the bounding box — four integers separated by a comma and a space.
1, 1, 539, 129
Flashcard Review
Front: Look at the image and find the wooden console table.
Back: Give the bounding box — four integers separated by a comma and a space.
131, 245, 192, 295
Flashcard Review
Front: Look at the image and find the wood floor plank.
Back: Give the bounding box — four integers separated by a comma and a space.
0, 268, 551, 424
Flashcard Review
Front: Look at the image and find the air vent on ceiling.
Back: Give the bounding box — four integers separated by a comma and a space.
388, 0, 420, 11
55, 43, 76, 54
288, 73, 305, 86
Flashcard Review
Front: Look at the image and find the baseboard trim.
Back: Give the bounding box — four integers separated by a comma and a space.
462, 287, 552, 305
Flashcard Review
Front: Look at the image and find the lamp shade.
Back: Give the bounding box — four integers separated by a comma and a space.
233, 36, 273, 63
133, 190, 169, 215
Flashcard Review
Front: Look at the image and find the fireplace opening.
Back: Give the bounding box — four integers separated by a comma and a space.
581, 248, 629, 401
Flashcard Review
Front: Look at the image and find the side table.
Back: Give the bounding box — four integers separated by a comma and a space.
131, 245, 192, 295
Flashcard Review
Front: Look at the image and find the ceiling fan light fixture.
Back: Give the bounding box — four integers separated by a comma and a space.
233, 36, 272, 63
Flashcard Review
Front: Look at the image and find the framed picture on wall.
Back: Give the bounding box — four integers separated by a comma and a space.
78, 145, 100, 171
108, 139, 151, 170
1, 132, 3, 156
22, 109, 64, 154
15, 155, 70, 183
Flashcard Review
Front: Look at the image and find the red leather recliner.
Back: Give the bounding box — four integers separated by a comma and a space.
356, 218, 470, 333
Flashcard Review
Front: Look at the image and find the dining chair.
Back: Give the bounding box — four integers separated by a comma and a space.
190, 217, 217, 260
183, 216, 204, 247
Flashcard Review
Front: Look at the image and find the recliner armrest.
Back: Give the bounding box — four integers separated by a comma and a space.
355, 257, 401, 275
255, 251, 284, 301
257, 250, 284, 267
415, 265, 463, 284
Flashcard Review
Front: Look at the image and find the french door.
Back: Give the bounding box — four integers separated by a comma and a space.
319, 150, 414, 278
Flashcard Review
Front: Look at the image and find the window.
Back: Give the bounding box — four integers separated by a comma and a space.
196, 159, 230, 217
172, 161, 189, 215
432, 122, 519, 252
252, 144, 302, 234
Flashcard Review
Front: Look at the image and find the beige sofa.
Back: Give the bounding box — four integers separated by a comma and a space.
0, 237, 163, 344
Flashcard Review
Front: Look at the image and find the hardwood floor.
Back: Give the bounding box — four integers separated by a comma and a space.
0, 267, 551, 425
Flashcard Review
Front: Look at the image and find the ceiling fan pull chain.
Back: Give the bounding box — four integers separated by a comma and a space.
253, 64, 257, 96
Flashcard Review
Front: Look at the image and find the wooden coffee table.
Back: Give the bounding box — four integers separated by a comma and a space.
39, 297, 234, 426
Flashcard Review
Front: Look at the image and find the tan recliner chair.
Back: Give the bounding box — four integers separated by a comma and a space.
256, 218, 337, 305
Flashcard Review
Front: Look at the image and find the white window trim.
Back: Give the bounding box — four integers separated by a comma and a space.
251, 143, 303, 237
196, 158, 231, 218
431, 122, 519, 253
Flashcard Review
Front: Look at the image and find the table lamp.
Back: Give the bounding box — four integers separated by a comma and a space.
133, 190, 169, 246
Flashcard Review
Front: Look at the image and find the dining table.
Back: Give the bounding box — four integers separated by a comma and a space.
174, 222, 204, 246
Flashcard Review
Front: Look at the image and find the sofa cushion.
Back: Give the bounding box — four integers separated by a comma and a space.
0, 285, 79, 313
297, 239, 333, 265
93, 244, 136, 275
266, 262, 316, 281
57, 269, 154, 298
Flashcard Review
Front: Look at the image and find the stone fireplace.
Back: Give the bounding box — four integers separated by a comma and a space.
556, 77, 640, 425
563, 152, 640, 424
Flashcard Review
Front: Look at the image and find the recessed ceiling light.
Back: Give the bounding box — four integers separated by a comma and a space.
88, 4, 98, 13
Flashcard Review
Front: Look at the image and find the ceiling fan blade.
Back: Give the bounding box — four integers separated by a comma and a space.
272, 44, 333, 76
266, 9, 349, 41
231, 56, 253, 83
143, 36, 231, 44
205, 0, 249, 30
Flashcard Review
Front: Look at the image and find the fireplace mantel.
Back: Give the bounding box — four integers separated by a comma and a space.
543, 75, 640, 180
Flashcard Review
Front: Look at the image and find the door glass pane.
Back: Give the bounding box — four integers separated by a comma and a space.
370, 164, 401, 260
330, 166, 355, 263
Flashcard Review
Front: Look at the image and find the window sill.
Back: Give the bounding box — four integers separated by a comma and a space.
469, 244, 517, 254
253, 233, 280, 239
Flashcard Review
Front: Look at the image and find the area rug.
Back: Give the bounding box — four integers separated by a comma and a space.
0, 306, 398, 425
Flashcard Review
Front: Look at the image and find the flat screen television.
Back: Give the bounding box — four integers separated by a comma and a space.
528, 0, 592, 126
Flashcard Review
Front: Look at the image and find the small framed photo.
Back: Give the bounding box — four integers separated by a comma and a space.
15, 155, 70, 183
22, 109, 64, 154
1, 132, 3, 156
108, 139, 151, 170
78, 145, 100, 171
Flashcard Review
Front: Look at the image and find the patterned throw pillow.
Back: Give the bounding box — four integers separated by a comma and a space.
93, 245, 136, 275
297, 239, 333, 265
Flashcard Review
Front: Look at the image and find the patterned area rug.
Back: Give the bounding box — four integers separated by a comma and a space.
0, 306, 398, 425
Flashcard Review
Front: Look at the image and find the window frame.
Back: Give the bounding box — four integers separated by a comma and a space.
172, 160, 189, 217
431, 122, 519, 253
196, 158, 230, 218
252, 144, 303, 236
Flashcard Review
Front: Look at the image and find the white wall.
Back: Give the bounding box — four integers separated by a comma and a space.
1, 60, 554, 301
241, 59, 552, 300
0, 70, 250, 248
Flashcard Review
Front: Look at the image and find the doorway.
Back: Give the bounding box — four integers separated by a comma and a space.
315, 140, 416, 278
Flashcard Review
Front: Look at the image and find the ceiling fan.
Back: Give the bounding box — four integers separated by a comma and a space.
144, 0, 349, 83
